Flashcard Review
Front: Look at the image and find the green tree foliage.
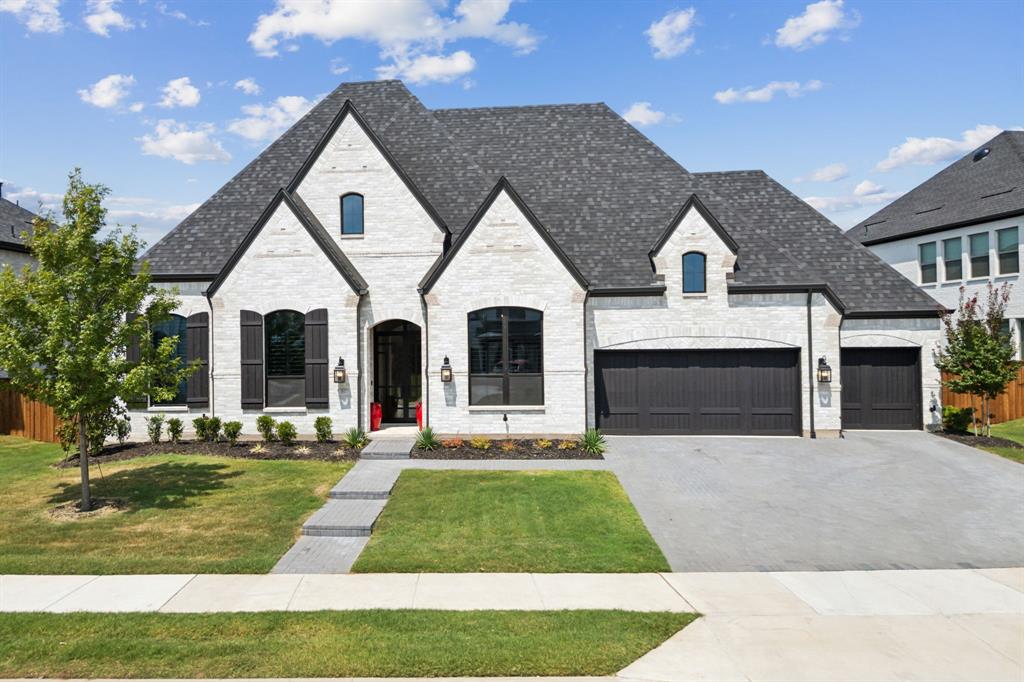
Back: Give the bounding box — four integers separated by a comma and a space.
0, 170, 195, 510
936, 284, 1020, 436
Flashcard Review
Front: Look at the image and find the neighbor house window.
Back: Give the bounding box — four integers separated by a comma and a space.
969, 232, 990, 278
151, 314, 187, 405
341, 193, 364, 235
943, 237, 962, 281
919, 242, 937, 284
468, 307, 543, 406
265, 310, 305, 407
682, 252, 706, 293
998, 227, 1019, 274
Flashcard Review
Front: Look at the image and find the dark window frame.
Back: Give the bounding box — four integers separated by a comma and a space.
265, 309, 306, 408
998, 226, 1019, 275
340, 192, 364, 235
919, 241, 937, 284
682, 251, 707, 293
151, 314, 188, 406
467, 307, 544, 406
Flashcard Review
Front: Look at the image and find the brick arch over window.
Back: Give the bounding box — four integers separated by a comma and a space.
467, 306, 543, 406
682, 251, 706, 293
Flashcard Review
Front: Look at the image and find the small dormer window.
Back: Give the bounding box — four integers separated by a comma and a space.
341, 193, 364, 235
682, 252, 706, 293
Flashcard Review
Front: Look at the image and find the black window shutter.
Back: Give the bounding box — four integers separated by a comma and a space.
304, 308, 329, 409
240, 310, 264, 408
125, 312, 146, 409
186, 312, 210, 407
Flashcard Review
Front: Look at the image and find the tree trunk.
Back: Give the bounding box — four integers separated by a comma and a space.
78, 415, 91, 512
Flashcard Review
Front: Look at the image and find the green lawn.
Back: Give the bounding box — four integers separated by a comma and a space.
0, 436, 350, 573
0, 610, 695, 678
352, 469, 670, 573
983, 418, 1024, 463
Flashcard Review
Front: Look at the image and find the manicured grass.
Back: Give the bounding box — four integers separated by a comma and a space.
0, 610, 696, 678
980, 446, 1024, 464
989, 417, 1024, 446
0, 436, 350, 573
352, 469, 670, 573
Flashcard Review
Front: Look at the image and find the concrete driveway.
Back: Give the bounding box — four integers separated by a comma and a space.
604, 431, 1024, 572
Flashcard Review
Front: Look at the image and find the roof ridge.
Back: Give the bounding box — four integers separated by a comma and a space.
433, 102, 607, 113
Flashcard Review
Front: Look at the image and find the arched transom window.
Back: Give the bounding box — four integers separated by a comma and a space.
467, 307, 543, 406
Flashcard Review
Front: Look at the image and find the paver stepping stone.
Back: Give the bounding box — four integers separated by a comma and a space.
302, 498, 387, 537
360, 437, 415, 460
271, 536, 370, 574
329, 461, 400, 499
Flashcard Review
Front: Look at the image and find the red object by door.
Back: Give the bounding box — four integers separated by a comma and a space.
416, 401, 423, 430
370, 402, 383, 432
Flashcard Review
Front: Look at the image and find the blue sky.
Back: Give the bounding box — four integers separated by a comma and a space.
1, 0, 1021, 247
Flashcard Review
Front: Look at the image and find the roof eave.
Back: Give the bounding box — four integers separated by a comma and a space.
858, 208, 1024, 246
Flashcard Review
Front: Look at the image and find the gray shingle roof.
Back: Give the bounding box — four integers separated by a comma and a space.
142, 79, 940, 316
0, 197, 37, 251
849, 131, 1024, 245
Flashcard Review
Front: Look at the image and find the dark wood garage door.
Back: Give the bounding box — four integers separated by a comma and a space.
594, 349, 802, 435
841, 348, 922, 430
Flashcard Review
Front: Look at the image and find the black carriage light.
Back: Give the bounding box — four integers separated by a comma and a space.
440, 356, 453, 383
333, 357, 347, 384
817, 357, 832, 383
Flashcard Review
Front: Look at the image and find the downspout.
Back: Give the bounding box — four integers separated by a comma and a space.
205, 289, 215, 419
356, 294, 363, 432
806, 289, 816, 439
582, 289, 590, 432
421, 293, 430, 430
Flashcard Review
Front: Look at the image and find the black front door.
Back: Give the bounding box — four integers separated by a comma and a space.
373, 320, 422, 423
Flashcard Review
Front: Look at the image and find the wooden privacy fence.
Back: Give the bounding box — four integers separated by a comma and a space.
941, 366, 1024, 424
0, 380, 60, 443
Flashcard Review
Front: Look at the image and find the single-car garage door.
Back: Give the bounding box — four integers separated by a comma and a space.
594, 349, 801, 435
841, 347, 922, 430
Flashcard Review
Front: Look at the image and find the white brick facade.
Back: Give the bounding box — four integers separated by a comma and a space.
0, 249, 34, 272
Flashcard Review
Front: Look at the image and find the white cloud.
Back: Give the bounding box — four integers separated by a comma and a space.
377, 50, 475, 84
645, 7, 696, 59
138, 120, 231, 164
0, 181, 63, 213
78, 73, 135, 109
853, 179, 884, 197
622, 102, 667, 127
0, 0, 64, 33
84, 0, 134, 37
329, 57, 350, 75
156, 1, 208, 26
234, 77, 261, 96
158, 76, 201, 108
714, 79, 822, 104
795, 162, 848, 183
128, 101, 144, 112
775, 0, 858, 50
875, 124, 1011, 171
804, 189, 902, 213
227, 95, 316, 143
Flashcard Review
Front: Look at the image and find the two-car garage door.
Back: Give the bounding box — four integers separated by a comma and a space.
594, 349, 802, 435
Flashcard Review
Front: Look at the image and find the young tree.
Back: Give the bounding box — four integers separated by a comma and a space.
0, 170, 196, 511
936, 283, 1020, 436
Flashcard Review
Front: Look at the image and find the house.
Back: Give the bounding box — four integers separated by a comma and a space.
132, 79, 943, 439
849, 131, 1024, 351
0, 189, 37, 273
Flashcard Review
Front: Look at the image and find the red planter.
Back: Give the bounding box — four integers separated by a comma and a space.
416, 401, 423, 430
370, 402, 382, 432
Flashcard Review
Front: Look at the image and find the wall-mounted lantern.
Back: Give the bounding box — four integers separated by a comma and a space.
440, 356, 453, 383
816, 357, 832, 383
333, 357, 347, 384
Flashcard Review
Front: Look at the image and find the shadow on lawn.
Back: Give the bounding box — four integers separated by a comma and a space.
48, 461, 243, 511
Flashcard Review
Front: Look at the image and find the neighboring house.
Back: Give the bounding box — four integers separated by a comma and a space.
132, 79, 943, 439
849, 131, 1024, 351
0, 191, 37, 273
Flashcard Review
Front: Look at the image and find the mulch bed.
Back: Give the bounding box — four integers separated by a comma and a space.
412, 440, 603, 460
55, 440, 361, 468
937, 431, 1024, 450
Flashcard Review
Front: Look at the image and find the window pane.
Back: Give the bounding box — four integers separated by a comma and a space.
152, 315, 187, 404
267, 378, 305, 407
999, 227, 1019, 274
919, 242, 937, 284
508, 375, 543, 405
682, 252, 706, 293
342, 194, 364, 235
943, 237, 962, 280
969, 233, 990, 277
506, 308, 542, 374
265, 310, 305, 404
468, 308, 503, 374
469, 375, 504, 406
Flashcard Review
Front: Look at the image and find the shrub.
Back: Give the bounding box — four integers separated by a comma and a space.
145, 414, 164, 444
249, 443, 266, 455
192, 415, 209, 441
206, 416, 222, 442
276, 420, 298, 446
223, 421, 243, 445
115, 417, 131, 445
579, 428, 607, 455
58, 413, 118, 456
499, 439, 517, 452
314, 416, 333, 443
256, 415, 276, 443
416, 427, 442, 450
166, 417, 184, 444
535, 438, 553, 449
469, 436, 491, 450
942, 405, 975, 434
442, 437, 464, 449
296, 445, 311, 455
556, 438, 578, 450
341, 427, 369, 449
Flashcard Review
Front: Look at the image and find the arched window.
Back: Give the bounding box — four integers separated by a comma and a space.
467, 307, 543, 406
152, 314, 187, 405
341, 193, 364, 235
682, 251, 706, 293
265, 310, 305, 407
